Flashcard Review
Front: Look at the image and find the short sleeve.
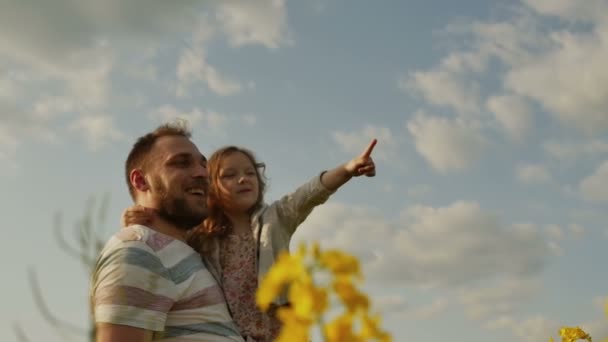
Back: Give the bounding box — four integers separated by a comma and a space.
91, 241, 178, 331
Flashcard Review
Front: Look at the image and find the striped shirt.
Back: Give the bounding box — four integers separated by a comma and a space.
91, 225, 244, 341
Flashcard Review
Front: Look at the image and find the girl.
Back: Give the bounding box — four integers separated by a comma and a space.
122, 139, 377, 341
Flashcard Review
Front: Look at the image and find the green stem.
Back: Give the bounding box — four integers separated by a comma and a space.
307, 263, 328, 342
318, 313, 329, 342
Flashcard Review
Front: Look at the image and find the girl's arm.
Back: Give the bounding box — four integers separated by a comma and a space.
321, 138, 377, 191
121, 205, 156, 227
270, 139, 377, 233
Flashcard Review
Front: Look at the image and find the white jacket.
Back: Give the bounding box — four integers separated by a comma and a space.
204, 173, 335, 305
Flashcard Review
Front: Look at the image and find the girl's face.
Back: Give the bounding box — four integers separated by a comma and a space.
216, 151, 260, 213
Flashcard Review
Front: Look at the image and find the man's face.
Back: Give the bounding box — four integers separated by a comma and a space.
146, 135, 208, 231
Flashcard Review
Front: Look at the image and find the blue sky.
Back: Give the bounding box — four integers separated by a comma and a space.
1, 0, 608, 341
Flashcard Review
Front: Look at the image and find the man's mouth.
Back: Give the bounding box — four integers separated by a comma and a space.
187, 188, 206, 197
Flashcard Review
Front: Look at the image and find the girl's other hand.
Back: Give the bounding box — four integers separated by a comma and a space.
120, 205, 156, 228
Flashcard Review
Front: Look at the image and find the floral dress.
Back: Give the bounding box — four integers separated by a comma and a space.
220, 230, 281, 341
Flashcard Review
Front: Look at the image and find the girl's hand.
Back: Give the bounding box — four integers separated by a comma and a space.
344, 138, 377, 177
120, 205, 156, 228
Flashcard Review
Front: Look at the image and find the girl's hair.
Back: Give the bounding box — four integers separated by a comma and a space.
187, 146, 267, 251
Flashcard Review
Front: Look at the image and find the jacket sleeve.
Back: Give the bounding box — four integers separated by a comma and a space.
271, 172, 335, 235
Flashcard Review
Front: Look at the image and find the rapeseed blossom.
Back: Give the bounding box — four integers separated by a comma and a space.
256, 243, 391, 342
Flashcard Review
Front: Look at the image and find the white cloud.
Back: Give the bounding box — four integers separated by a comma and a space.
0, 1, 204, 74
407, 184, 432, 198
516, 164, 552, 184
459, 277, 542, 321
331, 124, 397, 162
592, 296, 607, 310
407, 298, 448, 320
202, 65, 243, 96
543, 224, 563, 240
487, 95, 533, 142
522, 0, 608, 23
407, 112, 486, 172
62, 51, 114, 108
484, 315, 515, 331
402, 69, 481, 115
126, 64, 158, 82
568, 223, 585, 237
582, 319, 608, 341
293, 201, 550, 289
375, 295, 408, 315
241, 114, 257, 125
68, 115, 125, 150
173, 1, 290, 96
473, 15, 547, 66
149, 105, 229, 131
0, 47, 114, 168
375, 294, 447, 321
405, 0, 608, 138
176, 20, 243, 97
508, 299, 607, 342
0, 1, 294, 169
0, 101, 60, 149
543, 140, 608, 161
580, 160, 608, 202
504, 20, 608, 134
0, 124, 19, 171
512, 315, 560, 342
488, 313, 581, 341
215, 0, 290, 49
546, 241, 563, 256
33, 96, 76, 120
0, 72, 20, 99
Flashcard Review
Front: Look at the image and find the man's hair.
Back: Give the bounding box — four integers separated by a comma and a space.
125, 121, 192, 200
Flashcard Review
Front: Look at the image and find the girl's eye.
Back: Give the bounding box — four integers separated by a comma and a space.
221, 174, 235, 179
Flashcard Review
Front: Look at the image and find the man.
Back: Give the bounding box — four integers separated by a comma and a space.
90, 122, 244, 342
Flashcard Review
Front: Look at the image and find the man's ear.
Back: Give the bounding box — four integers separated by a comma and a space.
130, 169, 149, 192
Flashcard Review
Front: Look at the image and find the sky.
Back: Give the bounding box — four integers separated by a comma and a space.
1, 0, 608, 341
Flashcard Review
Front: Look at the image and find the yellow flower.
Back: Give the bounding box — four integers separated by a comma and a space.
256, 242, 392, 342
324, 313, 361, 342
312, 242, 321, 259
288, 279, 328, 321
359, 314, 392, 342
275, 307, 311, 342
319, 249, 361, 278
559, 326, 591, 342
333, 277, 370, 313
256, 251, 308, 311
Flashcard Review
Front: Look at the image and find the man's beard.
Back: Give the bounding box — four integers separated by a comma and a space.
154, 180, 207, 231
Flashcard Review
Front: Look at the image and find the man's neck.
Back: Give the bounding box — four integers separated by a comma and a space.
134, 197, 191, 241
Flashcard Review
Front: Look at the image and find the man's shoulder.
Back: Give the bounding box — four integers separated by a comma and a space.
92, 226, 207, 292
96, 225, 199, 274
101, 225, 185, 254
111, 224, 158, 243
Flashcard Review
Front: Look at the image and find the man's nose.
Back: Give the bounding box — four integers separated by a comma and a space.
193, 163, 208, 178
